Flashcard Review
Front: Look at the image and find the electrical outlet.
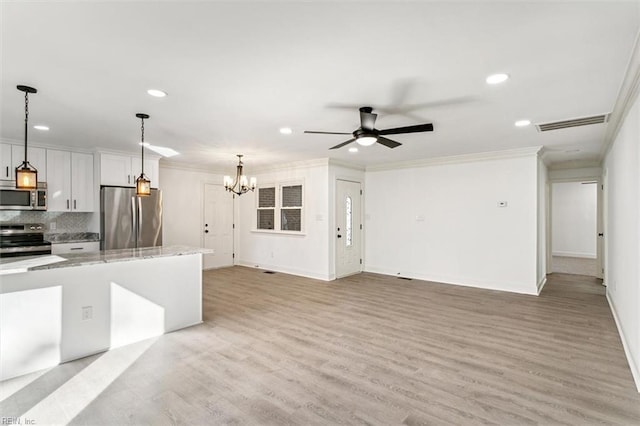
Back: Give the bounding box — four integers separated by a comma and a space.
49, 222, 56, 231
81, 306, 93, 321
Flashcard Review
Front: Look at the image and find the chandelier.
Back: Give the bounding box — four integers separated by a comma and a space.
223, 155, 256, 196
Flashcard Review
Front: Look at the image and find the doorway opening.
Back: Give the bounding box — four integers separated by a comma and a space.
550, 180, 603, 278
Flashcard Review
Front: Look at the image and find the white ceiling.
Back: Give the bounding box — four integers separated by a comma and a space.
1, 1, 639, 171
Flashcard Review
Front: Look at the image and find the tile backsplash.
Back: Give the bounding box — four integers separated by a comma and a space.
0, 211, 96, 233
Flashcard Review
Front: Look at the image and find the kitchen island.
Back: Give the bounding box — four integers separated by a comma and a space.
0, 246, 209, 381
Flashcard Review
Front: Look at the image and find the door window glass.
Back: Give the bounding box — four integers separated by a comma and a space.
346, 196, 352, 247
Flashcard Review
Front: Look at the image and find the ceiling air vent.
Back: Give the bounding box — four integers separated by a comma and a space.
536, 114, 609, 132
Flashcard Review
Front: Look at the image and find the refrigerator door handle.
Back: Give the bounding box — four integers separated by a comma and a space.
131, 196, 137, 248
137, 196, 143, 246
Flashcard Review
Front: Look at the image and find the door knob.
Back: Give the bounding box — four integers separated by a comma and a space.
205, 230, 209, 233
598, 233, 604, 237
337, 234, 342, 238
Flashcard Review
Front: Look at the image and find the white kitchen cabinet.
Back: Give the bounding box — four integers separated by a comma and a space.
12, 145, 47, 181
100, 153, 133, 186
51, 241, 100, 255
100, 153, 159, 188
46, 150, 94, 212
0, 143, 12, 179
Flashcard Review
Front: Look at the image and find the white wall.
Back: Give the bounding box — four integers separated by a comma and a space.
537, 157, 548, 291
236, 160, 331, 280
160, 165, 225, 248
604, 92, 640, 390
365, 153, 539, 294
551, 181, 597, 258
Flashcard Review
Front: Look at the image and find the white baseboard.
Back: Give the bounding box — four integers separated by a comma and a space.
552, 251, 597, 259
606, 291, 640, 392
235, 260, 331, 282
363, 266, 538, 295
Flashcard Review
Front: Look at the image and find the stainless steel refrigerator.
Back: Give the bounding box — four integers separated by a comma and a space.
100, 186, 163, 250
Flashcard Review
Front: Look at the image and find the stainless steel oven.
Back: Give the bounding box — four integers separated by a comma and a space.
0, 181, 47, 210
0, 223, 51, 257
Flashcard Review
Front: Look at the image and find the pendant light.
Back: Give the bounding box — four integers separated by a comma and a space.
135, 113, 151, 197
15, 85, 38, 189
223, 154, 256, 196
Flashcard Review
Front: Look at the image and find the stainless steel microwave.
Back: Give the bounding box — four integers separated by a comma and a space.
0, 181, 47, 210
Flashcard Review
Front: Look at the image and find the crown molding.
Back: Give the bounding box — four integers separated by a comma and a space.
0, 138, 95, 155
160, 160, 226, 174
365, 146, 543, 172
601, 29, 640, 160
328, 158, 366, 171
251, 158, 329, 174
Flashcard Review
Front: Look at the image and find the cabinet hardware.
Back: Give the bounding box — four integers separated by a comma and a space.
5, 166, 8, 177
67, 199, 70, 209
70, 247, 84, 251
74, 200, 77, 210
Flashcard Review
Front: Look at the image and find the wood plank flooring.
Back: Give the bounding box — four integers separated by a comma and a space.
2, 267, 639, 425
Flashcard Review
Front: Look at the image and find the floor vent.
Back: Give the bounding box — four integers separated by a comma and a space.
397, 277, 413, 280
536, 114, 609, 132
263, 271, 276, 274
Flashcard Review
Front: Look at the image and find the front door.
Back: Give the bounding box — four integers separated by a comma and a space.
203, 184, 234, 269
336, 179, 362, 278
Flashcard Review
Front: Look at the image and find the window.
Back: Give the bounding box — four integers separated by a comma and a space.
281, 185, 302, 231
257, 187, 275, 230
256, 182, 304, 232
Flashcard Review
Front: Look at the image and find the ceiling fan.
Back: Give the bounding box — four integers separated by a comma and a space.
304, 106, 434, 150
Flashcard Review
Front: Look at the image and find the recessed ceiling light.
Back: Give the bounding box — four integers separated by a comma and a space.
348, 147, 358, 153
33, 125, 49, 131
486, 73, 509, 85
147, 89, 167, 98
279, 127, 293, 135
515, 120, 531, 127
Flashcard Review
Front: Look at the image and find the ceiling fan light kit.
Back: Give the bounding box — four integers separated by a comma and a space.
304, 106, 434, 150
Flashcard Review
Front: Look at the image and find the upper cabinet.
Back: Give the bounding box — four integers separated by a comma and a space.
7, 145, 47, 181
100, 153, 159, 188
46, 150, 95, 212
0, 144, 12, 179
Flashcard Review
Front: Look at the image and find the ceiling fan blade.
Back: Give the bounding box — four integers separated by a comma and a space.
378, 123, 434, 135
377, 136, 402, 149
360, 110, 377, 131
304, 130, 352, 135
329, 138, 356, 150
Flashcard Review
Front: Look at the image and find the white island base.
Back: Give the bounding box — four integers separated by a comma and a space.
0, 248, 204, 381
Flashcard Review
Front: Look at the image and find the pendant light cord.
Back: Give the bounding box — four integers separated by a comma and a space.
140, 117, 145, 175
23, 91, 29, 164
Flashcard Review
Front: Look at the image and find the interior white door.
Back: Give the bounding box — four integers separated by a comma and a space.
203, 183, 234, 269
336, 179, 362, 278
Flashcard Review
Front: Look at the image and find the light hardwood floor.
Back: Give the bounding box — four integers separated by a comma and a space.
2, 267, 639, 425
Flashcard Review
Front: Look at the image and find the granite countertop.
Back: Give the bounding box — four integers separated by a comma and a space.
0, 245, 213, 274
45, 232, 100, 244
